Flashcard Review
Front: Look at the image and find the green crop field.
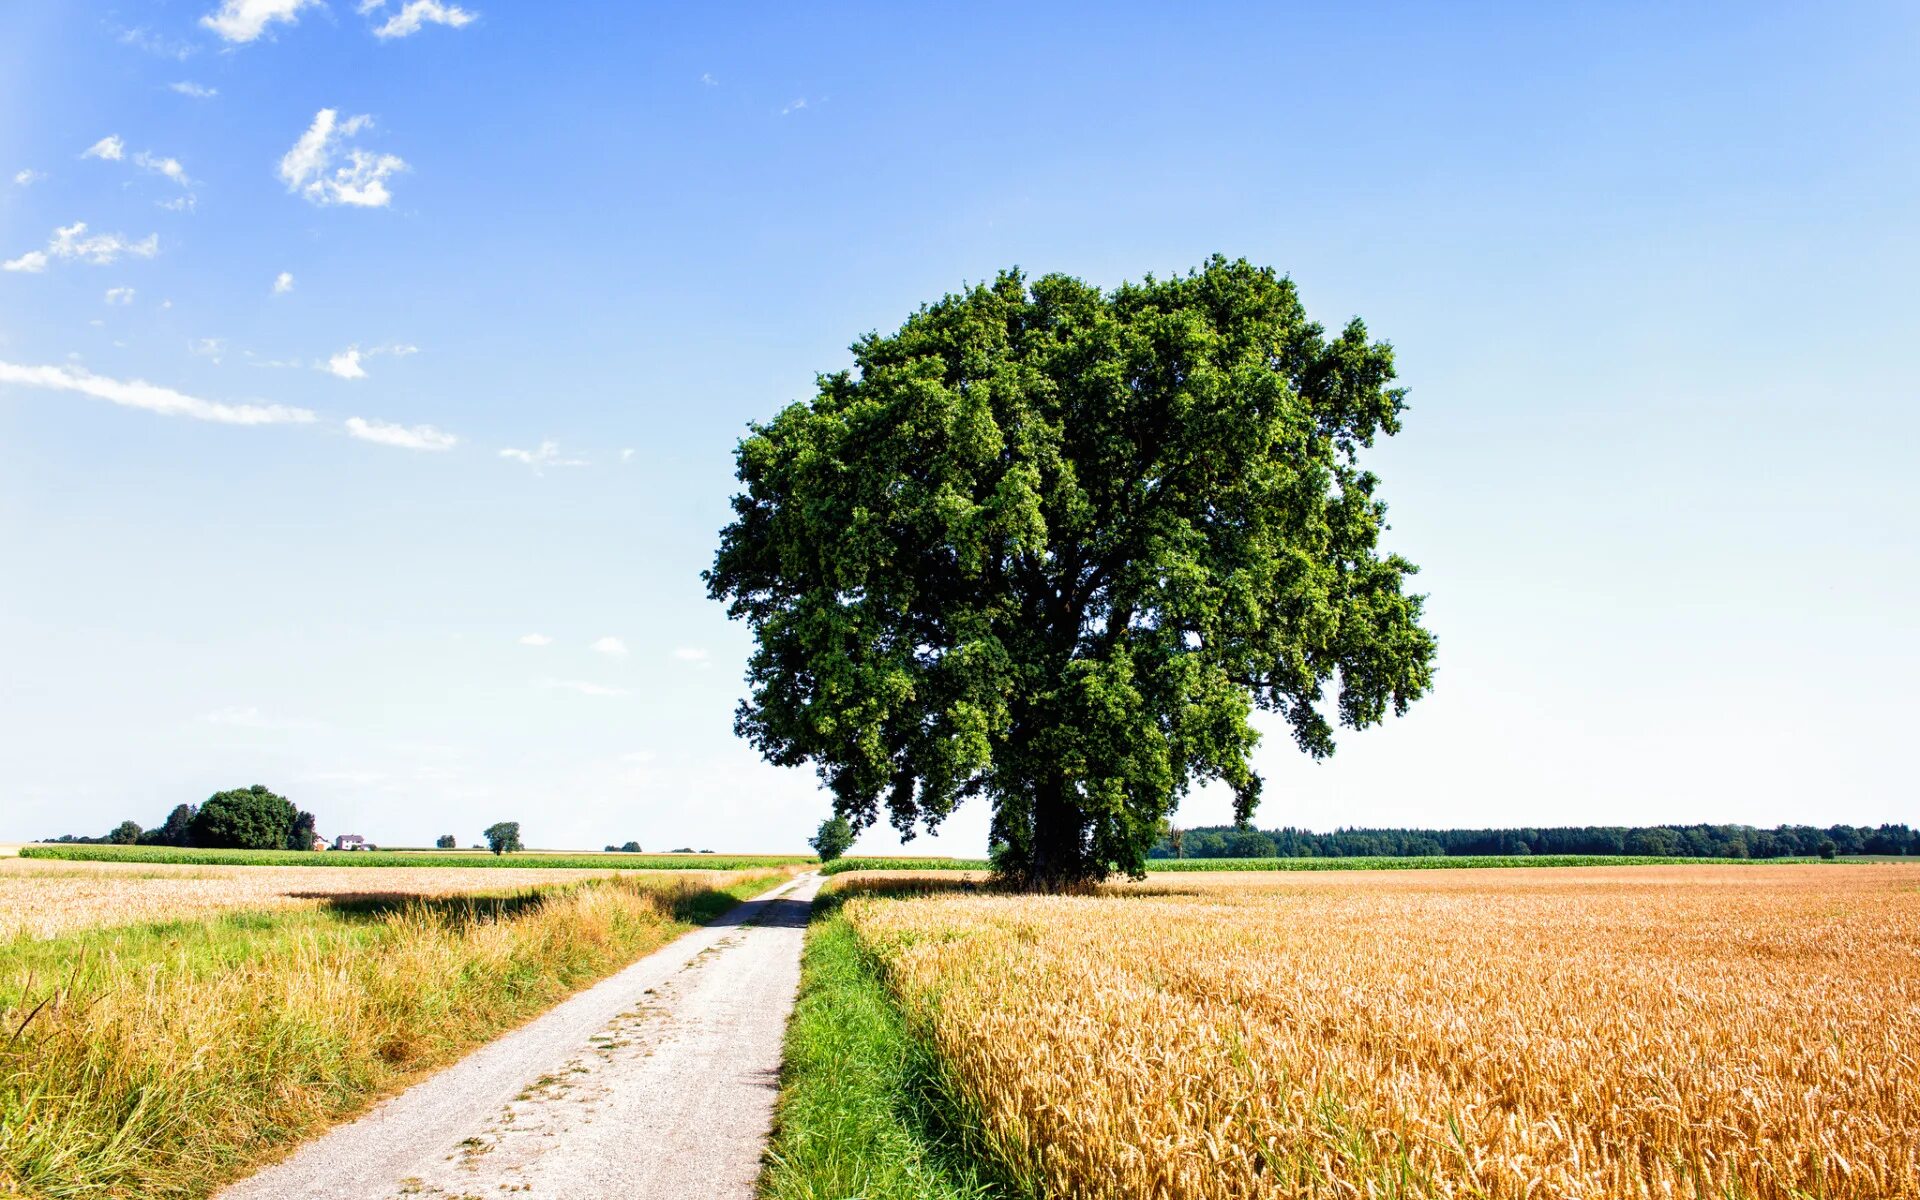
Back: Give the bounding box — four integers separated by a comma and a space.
18, 844, 816, 871
816, 852, 1811, 876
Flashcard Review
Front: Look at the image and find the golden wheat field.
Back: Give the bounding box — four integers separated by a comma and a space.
0, 855, 764, 937
841, 864, 1920, 1200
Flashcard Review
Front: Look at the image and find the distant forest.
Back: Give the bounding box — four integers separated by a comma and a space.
1152, 822, 1917, 860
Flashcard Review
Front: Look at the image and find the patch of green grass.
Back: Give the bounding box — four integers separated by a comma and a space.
760, 895, 1023, 1200
20, 843, 815, 870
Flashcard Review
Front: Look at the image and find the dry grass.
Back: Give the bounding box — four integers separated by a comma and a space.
0, 868, 791, 1198
0, 856, 760, 938
842, 864, 1920, 1200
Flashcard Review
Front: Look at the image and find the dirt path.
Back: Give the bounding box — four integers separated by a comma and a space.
219, 871, 823, 1200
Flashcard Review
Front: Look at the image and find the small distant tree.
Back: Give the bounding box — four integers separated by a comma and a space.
109, 820, 142, 845
190, 786, 298, 850
286, 810, 318, 851
809, 815, 855, 863
1169, 825, 1186, 860
484, 822, 523, 856
1818, 840, 1838, 860
620, 840, 643, 853
436, 834, 457, 849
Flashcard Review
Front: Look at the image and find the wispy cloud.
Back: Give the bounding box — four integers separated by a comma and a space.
201, 0, 321, 43
104, 287, 136, 305
620, 447, 635, 462
133, 151, 193, 189
170, 81, 218, 99
4, 223, 159, 272
82, 135, 125, 162
499, 440, 589, 471
370, 0, 478, 38
118, 26, 196, 60
279, 109, 407, 208
189, 337, 226, 363
13, 168, 44, 186
700, 72, 718, 86
518, 633, 553, 647
345, 416, 457, 451
591, 636, 629, 657
538, 678, 630, 698
273, 271, 294, 295
780, 98, 809, 116
672, 646, 710, 663
0, 360, 315, 426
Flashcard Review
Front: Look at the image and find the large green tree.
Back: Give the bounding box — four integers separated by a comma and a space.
707, 258, 1436, 888
189, 786, 298, 851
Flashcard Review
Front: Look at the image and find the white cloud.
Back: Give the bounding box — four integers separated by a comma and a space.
189, 337, 226, 363
83, 136, 125, 162
538, 678, 630, 698
13, 169, 44, 186
134, 151, 193, 188
780, 98, 808, 116
273, 271, 295, 295
201, 0, 320, 43
499, 440, 589, 471
344, 416, 458, 451
620, 447, 634, 462
159, 196, 198, 213
0, 359, 315, 426
324, 347, 367, 379
591, 636, 629, 657
372, 0, 477, 38
279, 109, 406, 208
621, 750, 658, 764
518, 633, 553, 647
170, 81, 218, 99
700, 72, 717, 86
6, 223, 160, 272
201, 705, 322, 731
672, 646, 710, 662
105, 287, 136, 305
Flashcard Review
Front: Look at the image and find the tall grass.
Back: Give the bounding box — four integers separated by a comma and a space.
0, 870, 787, 1199
20, 844, 813, 870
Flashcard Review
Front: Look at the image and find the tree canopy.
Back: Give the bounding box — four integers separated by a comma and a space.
708, 258, 1436, 887
809, 815, 855, 863
189, 786, 298, 850
484, 822, 523, 855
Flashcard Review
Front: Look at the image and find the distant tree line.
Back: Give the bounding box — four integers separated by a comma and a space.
1152, 822, 1917, 861
45, 785, 319, 851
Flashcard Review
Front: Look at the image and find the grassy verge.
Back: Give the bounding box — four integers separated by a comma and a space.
760, 892, 1024, 1200
20, 844, 814, 870
820, 852, 1823, 875
0, 870, 787, 1199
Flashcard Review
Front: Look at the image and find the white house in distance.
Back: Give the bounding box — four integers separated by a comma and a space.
333, 834, 369, 851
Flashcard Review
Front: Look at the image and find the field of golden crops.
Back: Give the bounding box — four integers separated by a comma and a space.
840, 864, 1920, 1200
0, 855, 775, 937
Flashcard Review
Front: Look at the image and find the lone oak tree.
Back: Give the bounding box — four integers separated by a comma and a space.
707, 258, 1436, 889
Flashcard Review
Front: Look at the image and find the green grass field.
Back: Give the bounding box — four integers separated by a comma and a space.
816, 852, 1797, 876
19, 843, 816, 870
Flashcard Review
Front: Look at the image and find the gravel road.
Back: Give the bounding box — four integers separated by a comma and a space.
219, 871, 823, 1200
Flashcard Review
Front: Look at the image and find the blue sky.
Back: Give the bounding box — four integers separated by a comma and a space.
2, 1, 1914, 853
